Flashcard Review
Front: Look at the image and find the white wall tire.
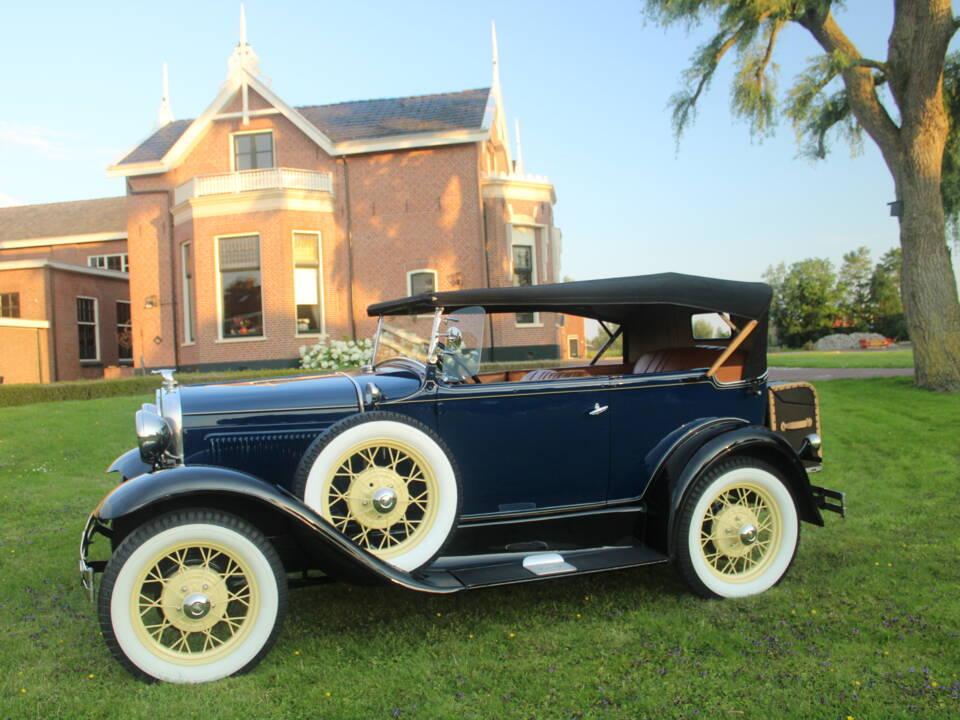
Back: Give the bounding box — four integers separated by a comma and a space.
675, 459, 799, 599
98, 510, 286, 683
294, 412, 460, 572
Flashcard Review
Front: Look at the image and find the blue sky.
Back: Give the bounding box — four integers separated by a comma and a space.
0, 1, 930, 283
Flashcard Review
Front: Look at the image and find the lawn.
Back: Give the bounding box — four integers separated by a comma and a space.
768, 349, 914, 369
0, 378, 957, 719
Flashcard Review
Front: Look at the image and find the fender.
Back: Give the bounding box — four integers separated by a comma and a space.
106, 448, 153, 482
93, 464, 461, 594
662, 425, 824, 554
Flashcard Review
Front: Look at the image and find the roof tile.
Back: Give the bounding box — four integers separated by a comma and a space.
0, 197, 127, 243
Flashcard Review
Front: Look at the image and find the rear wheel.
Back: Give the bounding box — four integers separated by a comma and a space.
675, 458, 799, 598
98, 510, 287, 683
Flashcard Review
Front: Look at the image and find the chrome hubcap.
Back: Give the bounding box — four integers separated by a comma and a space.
372, 488, 398, 514
182, 593, 212, 619
739, 524, 758, 546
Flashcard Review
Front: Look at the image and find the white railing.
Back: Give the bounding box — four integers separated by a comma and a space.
481, 170, 552, 184
175, 168, 334, 205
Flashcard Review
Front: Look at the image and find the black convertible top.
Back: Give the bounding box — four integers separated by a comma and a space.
367, 272, 772, 323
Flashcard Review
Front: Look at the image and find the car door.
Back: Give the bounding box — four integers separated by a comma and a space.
435, 375, 611, 517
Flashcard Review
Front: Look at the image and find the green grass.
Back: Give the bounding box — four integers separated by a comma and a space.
768, 349, 915, 368
0, 378, 958, 718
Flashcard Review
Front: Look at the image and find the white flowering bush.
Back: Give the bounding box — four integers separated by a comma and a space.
299, 337, 374, 370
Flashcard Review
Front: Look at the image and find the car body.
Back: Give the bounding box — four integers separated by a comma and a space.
80, 273, 845, 683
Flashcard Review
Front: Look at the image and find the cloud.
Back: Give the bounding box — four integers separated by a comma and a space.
0, 123, 71, 160
0, 191, 22, 207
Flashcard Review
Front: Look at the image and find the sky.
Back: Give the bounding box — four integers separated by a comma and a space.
0, 1, 943, 284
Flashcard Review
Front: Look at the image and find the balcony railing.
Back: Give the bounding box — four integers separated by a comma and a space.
175, 168, 334, 205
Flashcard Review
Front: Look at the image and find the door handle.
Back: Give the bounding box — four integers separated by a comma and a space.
587, 403, 608, 416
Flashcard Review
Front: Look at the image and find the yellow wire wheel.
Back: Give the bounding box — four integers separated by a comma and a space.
321, 438, 439, 560
296, 413, 460, 572
677, 459, 799, 598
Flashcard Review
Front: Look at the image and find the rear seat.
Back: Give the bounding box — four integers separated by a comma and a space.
632, 346, 745, 382
520, 368, 590, 382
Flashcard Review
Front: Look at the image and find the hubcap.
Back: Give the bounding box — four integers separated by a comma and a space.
182, 593, 211, 619
372, 487, 398, 514
739, 524, 758, 545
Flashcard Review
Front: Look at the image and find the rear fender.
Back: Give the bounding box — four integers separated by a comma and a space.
93, 465, 458, 594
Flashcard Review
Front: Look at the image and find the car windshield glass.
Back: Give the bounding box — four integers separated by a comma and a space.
438, 306, 484, 382
373, 322, 431, 366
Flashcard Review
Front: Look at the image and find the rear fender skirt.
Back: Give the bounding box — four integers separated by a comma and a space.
106, 448, 153, 482
94, 465, 460, 594
658, 425, 823, 556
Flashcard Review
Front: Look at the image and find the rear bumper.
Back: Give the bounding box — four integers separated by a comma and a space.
810, 485, 846, 518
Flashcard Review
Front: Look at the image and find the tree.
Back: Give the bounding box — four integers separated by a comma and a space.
870, 247, 908, 338
837, 246, 873, 330
764, 257, 840, 347
646, 0, 960, 391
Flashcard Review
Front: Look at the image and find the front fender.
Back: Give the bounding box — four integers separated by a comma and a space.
93, 465, 460, 594
664, 425, 823, 554
106, 448, 152, 482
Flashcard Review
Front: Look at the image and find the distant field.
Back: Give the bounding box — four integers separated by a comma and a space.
0, 377, 957, 718
768, 349, 914, 369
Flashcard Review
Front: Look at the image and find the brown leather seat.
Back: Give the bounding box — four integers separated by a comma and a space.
632, 347, 745, 382
520, 368, 590, 381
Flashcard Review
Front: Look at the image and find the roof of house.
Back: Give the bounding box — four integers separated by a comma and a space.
0, 197, 127, 243
116, 88, 491, 166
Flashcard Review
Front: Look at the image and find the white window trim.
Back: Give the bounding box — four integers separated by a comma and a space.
510, 224, 541, 327
293, 230, 326, 337
229, 129, 275, 172
77, 295, 100, 363
116, 299, 133, 364
87, 253, 129, 273
214, 232, 267, 343
181, 242, 194, 345
567, 335, 581, 359
406, 268, 438, 318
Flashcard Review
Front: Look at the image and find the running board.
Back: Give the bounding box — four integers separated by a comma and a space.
418, 545, 668, 590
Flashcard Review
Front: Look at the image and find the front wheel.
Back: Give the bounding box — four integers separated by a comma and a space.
675, 458, 799, 599
98, 510, 287, 683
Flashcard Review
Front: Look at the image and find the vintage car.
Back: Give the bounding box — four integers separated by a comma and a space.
80, 273, 844, 683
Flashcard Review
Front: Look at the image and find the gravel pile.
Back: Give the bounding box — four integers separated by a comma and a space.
813, 332, 890, 351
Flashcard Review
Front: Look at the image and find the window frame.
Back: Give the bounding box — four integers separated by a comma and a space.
0, 291, 20, 319
231, 129, 275, 171
181, 241, 195, 345
510, 225, 541, 327
215, 232, 267, 343
293, 230, 325, 337
76, 296, 100, 363
567, 335, 581, 359
116, 300, 133, 364
406, 268, 438, 297
87, 254, 129, 273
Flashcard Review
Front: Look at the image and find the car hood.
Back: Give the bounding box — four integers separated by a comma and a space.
178, 370, 422, 417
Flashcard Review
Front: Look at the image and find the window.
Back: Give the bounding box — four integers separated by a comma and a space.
116, 301, 132, 363
408, 270, 436, 296
0, 292, 20, 318
218, 235, 264, 338
88, 254, 129, 273
568, 336, 581, 359
691, 313, 733, 340
182, 242, 194, 343
294, 232, 323, 335
77, 297, 99, 362
513, 232, 537, 325
234, 131, 273, 170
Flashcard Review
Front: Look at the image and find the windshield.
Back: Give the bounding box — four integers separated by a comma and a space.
371, 306, 485, 381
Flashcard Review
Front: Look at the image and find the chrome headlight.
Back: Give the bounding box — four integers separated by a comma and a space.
136, 406, 173, 464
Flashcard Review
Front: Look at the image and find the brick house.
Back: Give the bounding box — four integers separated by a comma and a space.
0, 23, 576, 383
0, 197, 131, 383
107, 25, 566, 372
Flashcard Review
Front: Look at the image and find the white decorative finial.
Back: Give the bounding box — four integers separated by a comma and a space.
514, 118, 524, 175
228, 2, 261, 80
240, 3, 247, 46
155, 62, 173, 129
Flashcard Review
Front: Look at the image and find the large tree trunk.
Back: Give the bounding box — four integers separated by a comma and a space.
803, 0, 960, 391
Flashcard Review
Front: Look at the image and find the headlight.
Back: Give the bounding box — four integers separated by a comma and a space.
136, 407, 173, 464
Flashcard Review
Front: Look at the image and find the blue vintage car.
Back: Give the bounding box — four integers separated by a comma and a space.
81, 273, 844, 683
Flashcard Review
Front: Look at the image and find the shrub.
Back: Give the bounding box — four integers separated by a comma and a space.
299, 337, 374, 371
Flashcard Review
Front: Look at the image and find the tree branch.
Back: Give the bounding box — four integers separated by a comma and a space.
850, 58, 890, 74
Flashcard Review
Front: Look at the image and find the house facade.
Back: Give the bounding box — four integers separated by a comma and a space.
0, 197, 131, 383
109, 28, 564, 371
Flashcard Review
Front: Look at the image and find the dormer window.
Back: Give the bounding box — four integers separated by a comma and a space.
234, 131, 273, 170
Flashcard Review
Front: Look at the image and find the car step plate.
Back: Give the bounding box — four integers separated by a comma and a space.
522, 553, 577, 576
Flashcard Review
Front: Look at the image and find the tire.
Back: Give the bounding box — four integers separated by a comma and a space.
98, 509, 287, 683
293, 411, 461, 572
674, 458, 799, 599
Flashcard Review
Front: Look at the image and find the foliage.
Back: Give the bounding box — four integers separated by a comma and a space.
869, 247, 907, 340
0, 380, 958, 717
837, 246, 873, 331
764, 257, 840, 347
298, 338, 374, 371
587, 323, 623, 358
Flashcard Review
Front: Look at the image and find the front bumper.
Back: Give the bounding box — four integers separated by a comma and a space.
79, 514, 111, 602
